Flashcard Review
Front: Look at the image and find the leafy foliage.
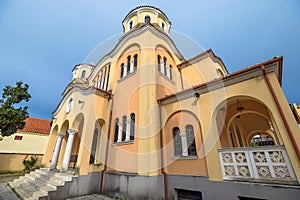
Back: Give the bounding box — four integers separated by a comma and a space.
0, 81, 31, 137
22, 156, 37, 171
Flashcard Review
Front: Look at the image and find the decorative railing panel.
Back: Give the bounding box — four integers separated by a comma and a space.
218, 146, 296, 182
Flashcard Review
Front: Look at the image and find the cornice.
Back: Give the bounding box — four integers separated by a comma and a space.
158, 57, 282, 105
52, 85, 112, 116
178, 49, 228, 74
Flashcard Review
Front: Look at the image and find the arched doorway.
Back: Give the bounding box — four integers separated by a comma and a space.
215, 96, 296, 182
216, 96, 281, 148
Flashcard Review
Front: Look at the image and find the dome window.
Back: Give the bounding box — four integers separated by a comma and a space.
162, 22, 165, 30
144, 15, 151, 23
81, 70, 86, 78
129, 21, 133, 30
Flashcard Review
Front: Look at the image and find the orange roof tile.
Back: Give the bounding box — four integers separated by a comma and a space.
18, 117, 51, 135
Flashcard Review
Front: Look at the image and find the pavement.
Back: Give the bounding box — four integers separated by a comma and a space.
67, 194, 114, 200
0, 183, 20, 200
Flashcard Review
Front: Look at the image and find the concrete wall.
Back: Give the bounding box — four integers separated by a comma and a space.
167, 174, 300, 200
0, 154, 43, 171
47, 171, 101, 200
102, 171, 164, 199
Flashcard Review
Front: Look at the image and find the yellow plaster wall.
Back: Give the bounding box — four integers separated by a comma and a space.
181, 57, 223, 89
0, 133, 49, 154
160, 72, 300, 182
163, 111, 207, 175
0, 154, 43, 171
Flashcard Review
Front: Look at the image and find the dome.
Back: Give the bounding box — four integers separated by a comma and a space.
122, 6, 171, 34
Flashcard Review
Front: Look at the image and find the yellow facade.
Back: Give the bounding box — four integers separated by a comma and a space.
43, 6, 300, 199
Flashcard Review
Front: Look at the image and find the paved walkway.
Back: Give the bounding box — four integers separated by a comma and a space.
67, 194, 114, 200
0, 183, 20, 200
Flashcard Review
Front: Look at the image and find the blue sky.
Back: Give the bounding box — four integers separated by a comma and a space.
0, 0, 299, 120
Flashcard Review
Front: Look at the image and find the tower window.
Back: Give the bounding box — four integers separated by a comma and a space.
121, 63, 124, 78
169, 65, 173, 80
144, 15, 151, 23
157, 55, 161, 72
163, 57, 167, 75
127, 56, 131, 74
162, 22, 165, 30
133, 54, 138, 70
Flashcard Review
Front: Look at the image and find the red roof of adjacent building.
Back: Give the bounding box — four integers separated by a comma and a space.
18, 117, 51, 135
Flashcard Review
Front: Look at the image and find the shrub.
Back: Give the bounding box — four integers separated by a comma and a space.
22, 156, 37, 171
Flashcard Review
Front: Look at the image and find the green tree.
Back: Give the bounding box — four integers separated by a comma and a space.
0, 81, 31, 137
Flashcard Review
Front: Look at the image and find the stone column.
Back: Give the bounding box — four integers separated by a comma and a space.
117, 123, 122, 142
123, 65, 127, 77
62, 129, 78, 171
161, 63, 165, 74
125, 121, 131, 141
180, 133, 188, 156
50, 133, 65, 170
130, 61, 134, 73
166, 66, 170, 78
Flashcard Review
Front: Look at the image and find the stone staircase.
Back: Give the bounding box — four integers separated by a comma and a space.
9, 168, 78, 200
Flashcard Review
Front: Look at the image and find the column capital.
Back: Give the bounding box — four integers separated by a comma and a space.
57, 133, 66, 137
67, 129, 78, 135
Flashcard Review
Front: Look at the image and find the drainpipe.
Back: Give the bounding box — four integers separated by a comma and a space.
99, 95, 114, 194
179, 68, 184, 91
261, 65, 300, 161
158, 102, 168, 200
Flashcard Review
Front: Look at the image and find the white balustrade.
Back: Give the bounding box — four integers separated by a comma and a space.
218, 146, 296, 182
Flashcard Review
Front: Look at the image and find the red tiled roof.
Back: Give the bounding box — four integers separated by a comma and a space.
18, 117, 51, 135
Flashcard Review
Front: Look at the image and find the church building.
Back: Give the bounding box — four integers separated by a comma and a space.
13, 6, 300, 200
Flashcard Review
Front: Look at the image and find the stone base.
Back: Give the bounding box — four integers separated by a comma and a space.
101, 172, 300, 200
102, 171, 164, 200
167, 174, 300, 200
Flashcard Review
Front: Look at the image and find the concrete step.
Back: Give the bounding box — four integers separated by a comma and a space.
10, 179, 47, 200
9, 181, 35, 200
20, 176, 56, 193
9, 168, 79, 200
34, 169, 76, 182
26, 173, 64, 188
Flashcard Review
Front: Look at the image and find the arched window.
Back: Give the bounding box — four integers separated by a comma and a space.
66, 97, 73, 114
89, 128, 98, 164
163, 57, 167, 75
217, 69, 224, 78
144, 15, 151, 23
133, 54, 138, 70
157, 55, 161, 72
130, 113, 135, 140
186, 125, 196, 156
129, 21, 133, 30
122, 116, 127, 141
162, 22, 165, 30
120, 63, 124, 78
114, 118, 119, 142
250, 133, 275, 147
81, 70, 86, 78
173, 127, 182, 157
127, 56, 131, 74
169, 65, 173, 80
